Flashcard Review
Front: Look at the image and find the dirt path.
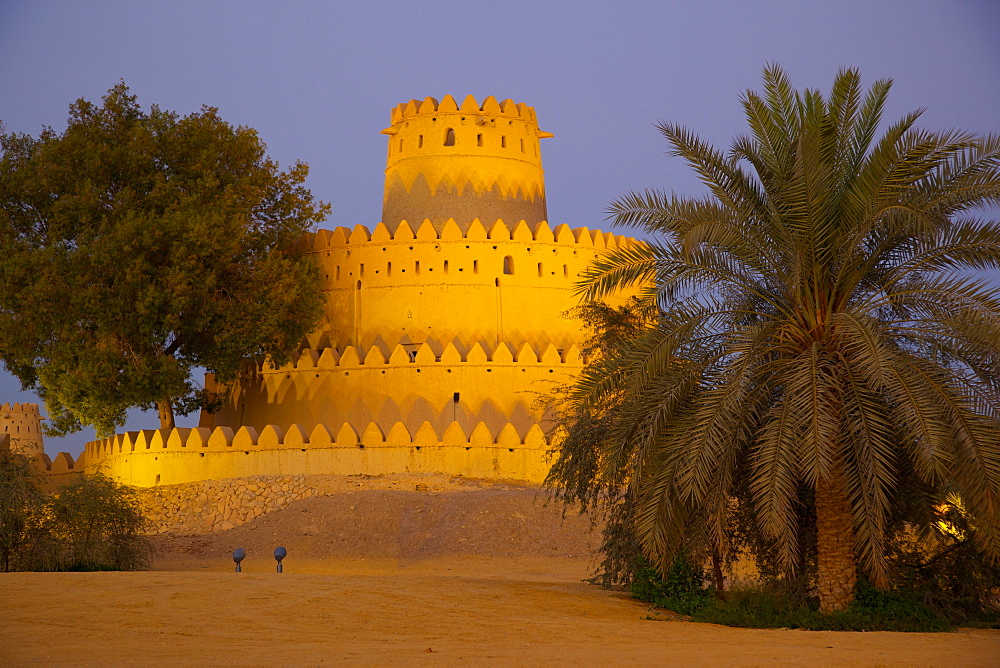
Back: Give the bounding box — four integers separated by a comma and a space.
2, 484, 998, 665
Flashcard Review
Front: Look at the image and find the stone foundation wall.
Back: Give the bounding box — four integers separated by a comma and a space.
137, 472, 523, 535
140, 475, 318, 534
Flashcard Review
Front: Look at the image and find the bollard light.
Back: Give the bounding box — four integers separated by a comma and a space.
274, 546, 287, 573
233, 547, 246, 573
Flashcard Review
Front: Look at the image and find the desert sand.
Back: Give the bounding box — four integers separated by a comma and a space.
2, 476, 998, 666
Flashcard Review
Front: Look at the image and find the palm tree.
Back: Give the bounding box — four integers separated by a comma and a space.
568, 65, 1000, 612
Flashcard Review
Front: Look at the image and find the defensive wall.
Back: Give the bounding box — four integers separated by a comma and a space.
83, 419, 553, 489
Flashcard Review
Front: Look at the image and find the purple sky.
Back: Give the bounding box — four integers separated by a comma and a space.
2, 0, 998, 458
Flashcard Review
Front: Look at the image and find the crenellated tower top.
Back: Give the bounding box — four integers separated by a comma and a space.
0, 402, 45, 458
381, 95, 553, 234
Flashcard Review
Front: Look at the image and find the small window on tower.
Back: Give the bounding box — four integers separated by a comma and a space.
501, 136, 507, 148
503, 255, 514, 275
418, 135, 423, 148
444, 128, 456, 146
477, 133, 483, 147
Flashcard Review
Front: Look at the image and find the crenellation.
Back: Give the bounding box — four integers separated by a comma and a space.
258, 424, 284, 448
83, 413, 555, 485
233, 426, 258, 449
301, 217, 633, 253
488, 219, 511, 241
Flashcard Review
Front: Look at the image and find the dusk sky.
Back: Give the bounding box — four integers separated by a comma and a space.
2, 0, 998, 457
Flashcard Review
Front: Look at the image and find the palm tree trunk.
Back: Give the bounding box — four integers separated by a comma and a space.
157, 399, 175, 431
815, 463, 857, 613
711, 541, 726, 600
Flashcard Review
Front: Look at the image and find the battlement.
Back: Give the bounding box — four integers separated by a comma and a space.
0, 402, 42, 414
257, 338, 584, 374
302, 218, 631, 251
387, 95, 546, 127
89, 420, 548, 456
85, 420, 555, 487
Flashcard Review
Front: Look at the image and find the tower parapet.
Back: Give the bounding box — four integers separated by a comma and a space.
0, 402, 45, 458
381, 95, 552, 233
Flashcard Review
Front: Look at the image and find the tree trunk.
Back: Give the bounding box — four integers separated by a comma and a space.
711, 541, 726, 600
815, 464, 857, 613
157, 399, 175, 431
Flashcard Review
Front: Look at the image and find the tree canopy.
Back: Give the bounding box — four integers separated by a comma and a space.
0, 83, 329, 435
548, 65, 1000, 613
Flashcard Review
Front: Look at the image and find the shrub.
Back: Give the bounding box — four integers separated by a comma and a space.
630, 550, 958, 631
692, 580, 953, 632
630, 553, 713, 615
39, 473, 153, 571
0, 452, 44, 572
0, 458, 152, 571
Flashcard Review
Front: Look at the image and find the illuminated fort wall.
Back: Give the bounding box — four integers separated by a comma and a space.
81, 95, 635, 487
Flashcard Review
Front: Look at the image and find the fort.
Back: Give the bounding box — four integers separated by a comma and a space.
10, 95, 634, 496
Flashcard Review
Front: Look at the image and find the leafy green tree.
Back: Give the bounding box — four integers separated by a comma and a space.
553, 66, 1000, 612
0, 83, 329, 434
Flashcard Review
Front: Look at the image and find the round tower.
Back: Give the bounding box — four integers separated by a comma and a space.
0, 402, 45, 458
380, 95, 552, 234
201, 95, 636, 481
211, 96, 631, 444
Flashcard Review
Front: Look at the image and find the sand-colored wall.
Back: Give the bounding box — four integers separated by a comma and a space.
306, 218, 627, 351
84, 421, 552, 488
381, 95, 551, 233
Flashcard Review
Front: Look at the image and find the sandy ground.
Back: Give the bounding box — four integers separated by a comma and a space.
2, 479, 998, 666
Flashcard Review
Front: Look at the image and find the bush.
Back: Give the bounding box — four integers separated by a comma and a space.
694, 581, 953, 632
631, 553, 713, 615
0, 458, 152, 571
886, 504, 1000, 625
38, 473, 153, 571
630, 550, 958, 631
0, 452, 44, 572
